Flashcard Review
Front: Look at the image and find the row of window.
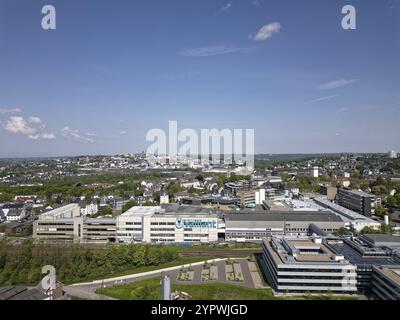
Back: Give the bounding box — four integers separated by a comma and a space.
150, 233, 175, 237
150, 222, 175, 226
150, 228, 175, 232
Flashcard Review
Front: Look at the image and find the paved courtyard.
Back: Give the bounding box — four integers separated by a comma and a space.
166, 259, 258, 288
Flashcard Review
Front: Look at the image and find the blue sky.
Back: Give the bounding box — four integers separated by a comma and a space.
0, 0, 399, 157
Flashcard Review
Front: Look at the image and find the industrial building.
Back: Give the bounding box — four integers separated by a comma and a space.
337, 189, 376, 217
260, 236, 357, 293
117, 205, 219, 244
224, 211, 345, 242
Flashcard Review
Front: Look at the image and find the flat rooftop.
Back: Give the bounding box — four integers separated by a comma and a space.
263, 199, 292, 211
339, 189, 375, 198
375, 266, 400, 285
121, 205, 219, 217
225, 211, 343, 222
362, 234, 400, 244
328, 241, 400, 266
313, 198, 379, 223
120, 206, 164, 217
39, 203, 80, 220
163, 204, 219, 215
264, 237, 349, 265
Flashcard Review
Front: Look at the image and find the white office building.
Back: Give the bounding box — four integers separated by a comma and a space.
389, 150, 398, 159
255, 189, 266, 205
312, 166, 319, 178
261, 236, 357, 293
117, 206, 219, 244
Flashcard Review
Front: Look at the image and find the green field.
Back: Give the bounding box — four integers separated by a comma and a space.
89, 257, 211, 282
97, 277, 360, 300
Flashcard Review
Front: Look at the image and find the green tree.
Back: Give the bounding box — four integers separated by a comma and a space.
375, 205, 385, 216
122, 200, 138, 213
387, 196, 397, 208
97, 206, 113, 216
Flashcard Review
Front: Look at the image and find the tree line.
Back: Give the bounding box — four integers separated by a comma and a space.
0, 239, 179, 286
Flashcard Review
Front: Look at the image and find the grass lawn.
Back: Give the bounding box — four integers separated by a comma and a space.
97, 277, 360, 300
88, 257, 211, 282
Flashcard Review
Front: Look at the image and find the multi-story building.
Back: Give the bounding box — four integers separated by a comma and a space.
327, 236, 400, 293
311, 166, 319, 178
319, 185, 337, 201
160, 192, 169, 204
255, 189, 266, 205
116, 206, 155, 243
313, 198, 381, 232
372, 266, 400, 300
79, 202, 98, 216
1, 203, 26, 222
389, 150, 398, 159
237, 190, 256, 207
82, 218, 117, 243
116, 205, 219, 244
33, 204, 116, 244
337, 189, 376, 217
224, 180, 252, 196
260, 236, 357, 293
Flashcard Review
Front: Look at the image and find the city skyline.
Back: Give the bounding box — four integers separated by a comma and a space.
0, 0, 399, 157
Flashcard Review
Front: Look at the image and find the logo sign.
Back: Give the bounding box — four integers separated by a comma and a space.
175, 218, 217, 229
175, 218, 184, 229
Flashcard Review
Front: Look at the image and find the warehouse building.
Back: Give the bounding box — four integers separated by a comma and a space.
260, 236, 357, 293
224, 211, 345, 242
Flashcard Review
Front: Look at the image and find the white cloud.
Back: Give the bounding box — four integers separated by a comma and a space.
252, 0, 261, 6
252, 22, 281, 42
29, 116, 43, 125
319, 79, 359, 90
61, 126, 95, 143
305, 95, 338, 105
220, 2, 232, 11
40, 132, 56, 140
0, 108, 22, 114
120, 131, 126, 135
3, 116, 55, 140
179, 45, 241, 57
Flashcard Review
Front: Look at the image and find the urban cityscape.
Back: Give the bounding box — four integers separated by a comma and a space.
0, 0, 399, 312
1, 152, 400, 301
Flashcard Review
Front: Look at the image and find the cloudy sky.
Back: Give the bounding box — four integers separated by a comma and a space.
0, 0, 399, 157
